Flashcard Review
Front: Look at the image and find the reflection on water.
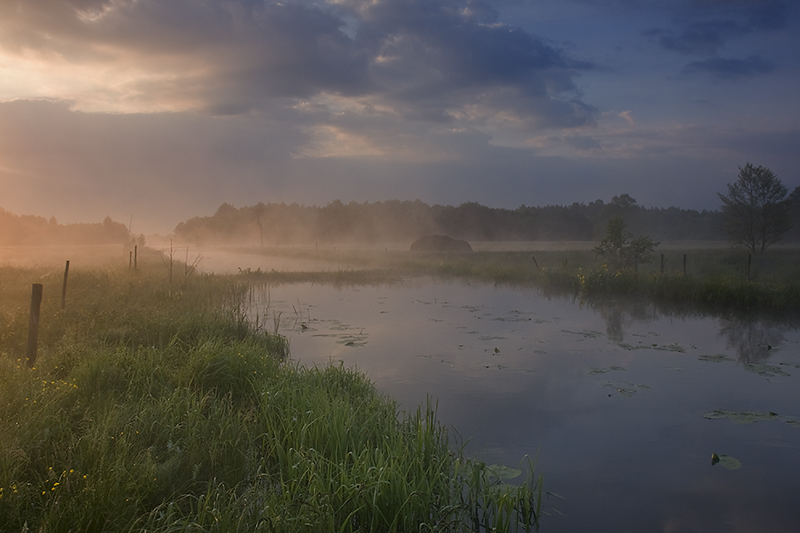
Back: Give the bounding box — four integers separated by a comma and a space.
585, 296, 794, 365
719, 318, 788, 364
248, 278, 800, 533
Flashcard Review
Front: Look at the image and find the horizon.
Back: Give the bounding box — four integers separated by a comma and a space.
3, 193, 732, 237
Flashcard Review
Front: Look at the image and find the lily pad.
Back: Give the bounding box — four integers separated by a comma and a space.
601, 381, 652, 397
698, 354, 735, 363
486, 464, 522, 481
744, 364, 790, 378
337, 335, 368, 347
563, 330, 603, 339
783, 417, 800, 428
587, 366, 625, 375
703, 409, 779, 424
618, 343, 685, 353
711, 453, 742, 471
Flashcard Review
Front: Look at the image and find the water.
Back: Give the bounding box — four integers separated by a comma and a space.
249, 278, 800, 532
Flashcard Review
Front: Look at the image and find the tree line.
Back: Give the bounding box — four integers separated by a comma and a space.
173, 195, 743, 246
0, 209, 134, 246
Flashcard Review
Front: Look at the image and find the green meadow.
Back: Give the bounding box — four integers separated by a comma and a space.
0, 255, 541, 532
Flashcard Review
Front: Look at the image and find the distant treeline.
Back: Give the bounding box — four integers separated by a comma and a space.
174, 194, 796, 246
0, 208, 132, 246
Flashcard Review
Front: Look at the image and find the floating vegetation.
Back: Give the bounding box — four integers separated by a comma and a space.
703, 409, 779, 424
697, 356, 791, 378
479, 335, 507, 341
617, 343, 685, 353
563, 329, 603, 339
698, 354, 735, 363
705, 410, 800, 428
601, 382, 653, 397
587, 366, 626, 375
337, 335, 368, 347
711, 453, 742, 471
744, 364, 790, 378
492, 313, 535, 323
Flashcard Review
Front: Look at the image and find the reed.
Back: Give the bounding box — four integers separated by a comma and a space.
0, 263, 541, 532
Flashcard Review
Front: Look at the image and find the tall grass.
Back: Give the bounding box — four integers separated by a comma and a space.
0, 263, 542, 532
234, 245, 800, 312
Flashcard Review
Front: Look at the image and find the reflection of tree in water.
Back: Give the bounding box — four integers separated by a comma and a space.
593, 300, 659, 343
568, 291, 798, 353
718, 318, 788, 365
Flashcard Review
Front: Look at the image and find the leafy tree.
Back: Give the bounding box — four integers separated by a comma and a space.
593, 216, 659, 270
718, 163, 792, 253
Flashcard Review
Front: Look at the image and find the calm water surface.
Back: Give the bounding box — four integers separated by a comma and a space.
250, 278, 800, 532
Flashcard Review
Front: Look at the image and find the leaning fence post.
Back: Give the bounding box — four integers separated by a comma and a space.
61, 260, 70, 310
27, 284, 43, 368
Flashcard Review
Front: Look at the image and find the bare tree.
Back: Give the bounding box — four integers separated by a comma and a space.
718, 163, 791, 253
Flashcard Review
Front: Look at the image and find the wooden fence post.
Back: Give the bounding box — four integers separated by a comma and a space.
26, 284, 43, 368
747, 254, 752, 279
683, 254, 687, 276
61, 260, 70, 310
134, 245, 138, 273
660, 254, 665, 273
532, 255, 539, 269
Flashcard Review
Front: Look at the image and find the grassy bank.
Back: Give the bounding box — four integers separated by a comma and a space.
0, 263, 541, 532
231, 245, 800, 313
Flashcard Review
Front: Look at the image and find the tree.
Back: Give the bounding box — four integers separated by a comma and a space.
718, 163, 791, 253
593, 216, 659, 270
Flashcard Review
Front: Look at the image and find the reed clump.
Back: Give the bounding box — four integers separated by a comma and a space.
0, 263, 541, 532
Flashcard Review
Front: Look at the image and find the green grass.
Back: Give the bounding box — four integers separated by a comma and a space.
232, 245, 800, 313
0, 262, 542, 532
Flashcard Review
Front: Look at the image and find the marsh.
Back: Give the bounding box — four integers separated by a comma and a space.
248, 277, 800, 532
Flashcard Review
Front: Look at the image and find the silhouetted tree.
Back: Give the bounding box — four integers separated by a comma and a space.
593, 216, 659, 270
718, 163, 791, 253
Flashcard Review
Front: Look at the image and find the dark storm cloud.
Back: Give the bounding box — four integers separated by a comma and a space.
682, 55, 774, 79
641, 0, 790, 55
643, 22, 734, 56
0, 0, 595, 127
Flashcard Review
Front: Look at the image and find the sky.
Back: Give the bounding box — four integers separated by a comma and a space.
1, 0, 798, 234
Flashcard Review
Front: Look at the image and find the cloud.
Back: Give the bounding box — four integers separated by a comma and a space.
643, 23, 733, 56
0, 0, 597, 129
682, 55, 774, 79
642, 0, 790, 56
